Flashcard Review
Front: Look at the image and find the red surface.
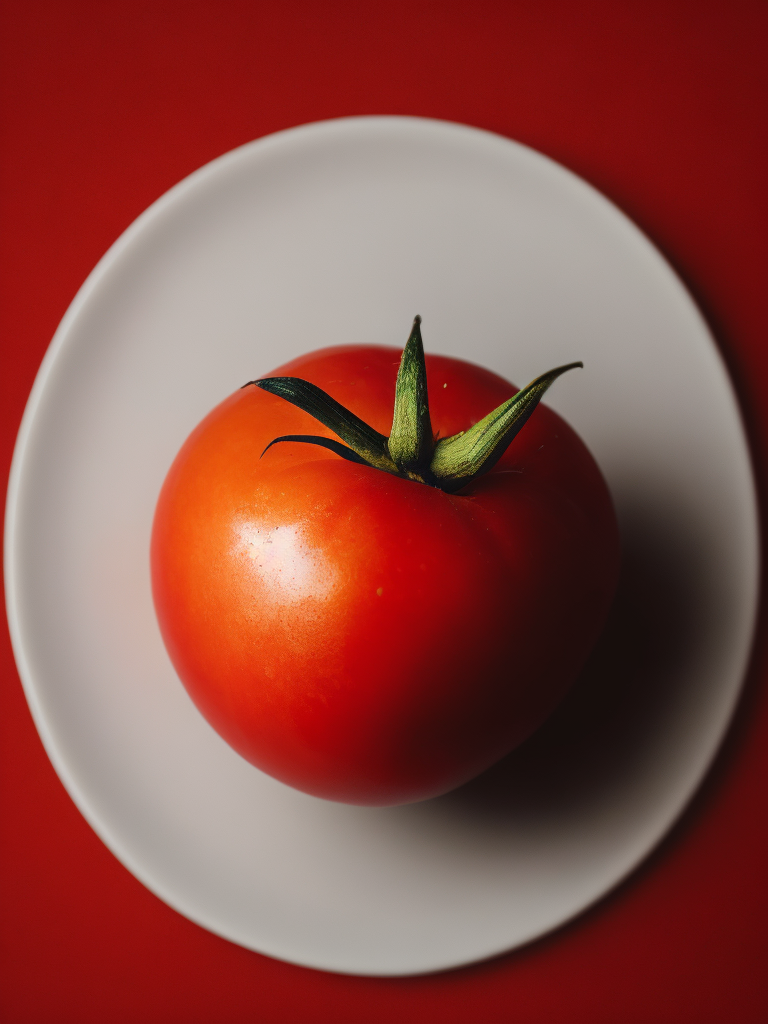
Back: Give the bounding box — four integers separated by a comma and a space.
1, 2, 766, 1021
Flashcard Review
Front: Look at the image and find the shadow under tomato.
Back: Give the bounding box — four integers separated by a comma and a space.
407, 499, 710, 830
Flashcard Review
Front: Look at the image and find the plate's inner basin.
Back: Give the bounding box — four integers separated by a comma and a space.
8, 118, 756, 975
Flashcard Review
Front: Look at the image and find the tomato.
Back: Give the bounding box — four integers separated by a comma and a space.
151, 328, 619, 806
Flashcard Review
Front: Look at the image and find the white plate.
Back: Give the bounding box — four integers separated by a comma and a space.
5, 117, 758, 976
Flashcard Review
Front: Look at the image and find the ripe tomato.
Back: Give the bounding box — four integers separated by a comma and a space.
151, 337, 619, 806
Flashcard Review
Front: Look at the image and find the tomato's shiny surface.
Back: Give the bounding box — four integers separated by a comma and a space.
151, 346, 620, 805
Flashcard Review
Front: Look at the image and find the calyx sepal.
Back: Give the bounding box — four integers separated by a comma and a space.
244, 376, 398, 474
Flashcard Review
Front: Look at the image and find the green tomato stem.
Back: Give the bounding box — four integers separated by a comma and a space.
244, 318, 582, 494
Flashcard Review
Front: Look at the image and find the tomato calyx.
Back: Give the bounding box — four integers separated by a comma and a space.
243, 317, 582, 494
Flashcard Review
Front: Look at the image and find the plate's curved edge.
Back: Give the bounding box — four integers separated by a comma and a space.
4, 115, 762, 977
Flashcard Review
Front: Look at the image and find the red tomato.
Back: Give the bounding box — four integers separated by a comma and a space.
151, 345, 619, 805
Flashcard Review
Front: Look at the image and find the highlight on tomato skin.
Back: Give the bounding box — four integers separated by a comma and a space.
150, 330, 620, 806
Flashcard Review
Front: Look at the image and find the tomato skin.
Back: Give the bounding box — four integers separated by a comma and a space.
151, 346, 620, 805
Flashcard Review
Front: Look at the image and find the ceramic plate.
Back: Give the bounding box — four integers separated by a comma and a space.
4, 117, 758, 975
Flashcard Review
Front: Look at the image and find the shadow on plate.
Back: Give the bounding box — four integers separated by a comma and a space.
406, 500, 709, 832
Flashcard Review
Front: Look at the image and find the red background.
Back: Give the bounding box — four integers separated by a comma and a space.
1, 3, 767, 1022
